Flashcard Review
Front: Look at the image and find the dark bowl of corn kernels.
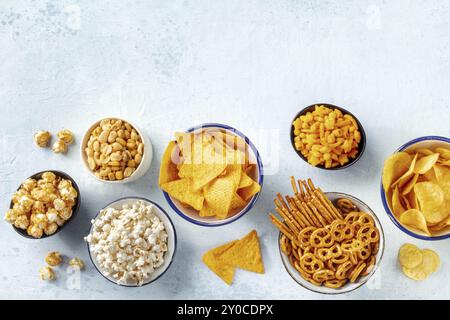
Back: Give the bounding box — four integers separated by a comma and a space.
290, 103, 366, 170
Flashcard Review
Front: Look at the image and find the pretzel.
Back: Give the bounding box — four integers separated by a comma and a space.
270, 177, 381, 290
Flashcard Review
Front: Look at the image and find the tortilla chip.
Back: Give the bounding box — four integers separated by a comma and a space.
204, 177, 235, 218
239, 172, 254, 189
158, 141, 180, 186
202, 241, 237, 285
220, 230, 265, 274
199, 201, 217, 217
238, 181, 261, 201
230, 194, 247, 210
161, 178, 204, 211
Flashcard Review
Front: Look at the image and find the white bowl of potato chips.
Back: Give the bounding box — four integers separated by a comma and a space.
381, 136, 450, 240
159, 123, 263, 227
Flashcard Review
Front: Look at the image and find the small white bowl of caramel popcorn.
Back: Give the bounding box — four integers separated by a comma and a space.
81, 118, 153, 184
6, 171, 81, 239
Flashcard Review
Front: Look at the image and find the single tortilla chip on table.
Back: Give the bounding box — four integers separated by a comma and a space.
220, 230, 265, 274
202, 241, 238, 285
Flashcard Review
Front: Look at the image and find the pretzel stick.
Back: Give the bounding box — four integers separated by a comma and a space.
307, 178, 316, 191
286, 196, 312, 228
302, 201, 324, 227
290, 197, 315, 227
306, 202, 328, 226
315, 188, 343, 220
285, 197, 310, 228
290, 176, 299, 195
275, 207, 300, 235
276, 193, 290, 211
295, 198, 320, 227
269, 214, 300, 246
311, 196, 335, 224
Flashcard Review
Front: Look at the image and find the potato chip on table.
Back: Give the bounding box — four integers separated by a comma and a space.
398, 244, 440, 281
382, 144, 450, 237
159, 128, 262, 220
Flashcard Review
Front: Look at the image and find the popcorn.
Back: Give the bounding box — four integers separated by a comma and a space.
39, 266, 56, 281
45, 252, 63, 266
5, 172, 77, 238
57, 129, 75, 145
34, 131, 52, 148
85, 201, 168, 286
69, 257, 85, 270
52, 140, 68, 154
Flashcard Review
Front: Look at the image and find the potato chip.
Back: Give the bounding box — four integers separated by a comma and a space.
391, 186, 406, 217
421, 249, 440, 274
405, 191, 419, 210
401, 173, 419, 195
202, 241, 238, 285
158, 141, 180, 186
400, 209, 430, 235
416, 148, 434, 156
393, 153, 418, 188
402, 248, 440, 281
161, 178, 204, 211
414, 182, 446, 224
238, 181, 262, 201
398, 244, 423, 269
435, 147, 450, 160
434, 165, 450, 202
414, 153, 439, 175
382, 152, 412, 191
220, 230, 264, 274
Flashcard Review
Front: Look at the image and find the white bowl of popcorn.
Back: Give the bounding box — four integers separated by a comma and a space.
85, 197, 177, 287
6, 170, 80, 239
81, 118, 153, 184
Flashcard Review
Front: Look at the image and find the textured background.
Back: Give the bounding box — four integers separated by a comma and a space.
0, 0, 449, 300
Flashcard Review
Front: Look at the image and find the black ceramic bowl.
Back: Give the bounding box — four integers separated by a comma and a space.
9, 170, 81, 239
290, 103, 366, 170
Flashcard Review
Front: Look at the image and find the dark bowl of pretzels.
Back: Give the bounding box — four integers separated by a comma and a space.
270, 177, 385, 295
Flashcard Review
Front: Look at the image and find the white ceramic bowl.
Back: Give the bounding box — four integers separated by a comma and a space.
81, 117, 153, 184
381, 136, 450, 240
162, 123, 264, 227
279, 192, 385, 295
87, 197, 177, 287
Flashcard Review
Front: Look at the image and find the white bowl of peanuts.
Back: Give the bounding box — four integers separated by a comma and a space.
81, 118, 153, 184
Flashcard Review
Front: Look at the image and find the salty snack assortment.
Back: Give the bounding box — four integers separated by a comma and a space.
292, 105, 362, 168
382, 146, 450, 236
85, 200, 169, 286
270, 177, 380, 289
5, 172, 78, 238
4, 112, 449, 295
202, 230, 264, 285
84, 119, 144, 181
160, 129, 261, 220
398, 244, 440, 281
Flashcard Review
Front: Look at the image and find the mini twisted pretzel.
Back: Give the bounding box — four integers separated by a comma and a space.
313, 269, 335, 283
280, 235, 292, 256
357, 244, 372, 261
335, 261, 354, 280
310, 228, 334, 248
357, 213, 375, 225
371, 242, 380, 255
316, 247, 335, 261
349, 262, 367, 283
336, 198, 357, 215
327, 260, 337, 271
341, 239, 364, 253
331, 251, 351, 264
299, 226, 316, 248
329, 243, 342, 258
344, 211, 363, 224
300, 253, 325, 274
361, 256, 376, 277
357, 224, 380, 244
324, 279, 347, 289
349, 251, 359, 265
330, 220, 354, 242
